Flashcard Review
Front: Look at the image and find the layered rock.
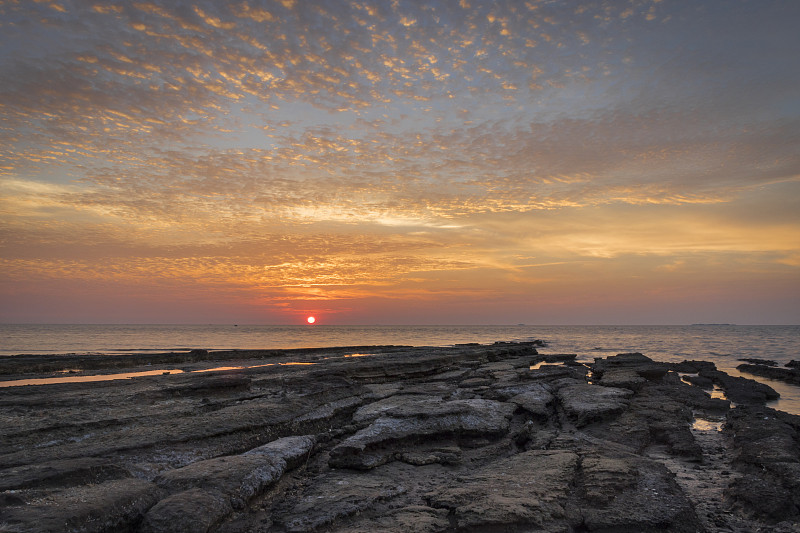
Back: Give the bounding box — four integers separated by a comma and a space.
1, 344, 798, 532
329, 398, 516, 469
426, 449, 578, 530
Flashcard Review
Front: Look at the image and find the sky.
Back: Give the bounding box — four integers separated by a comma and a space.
1, 0, 799, 325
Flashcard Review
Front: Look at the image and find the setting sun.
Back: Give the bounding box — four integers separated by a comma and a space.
307, 316, 316, 324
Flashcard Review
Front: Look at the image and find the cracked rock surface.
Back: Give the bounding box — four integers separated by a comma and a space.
1, 343, 799, 532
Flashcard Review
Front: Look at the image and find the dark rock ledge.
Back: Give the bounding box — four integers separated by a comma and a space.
737, 362, 800, 386
1, 344, 799, 532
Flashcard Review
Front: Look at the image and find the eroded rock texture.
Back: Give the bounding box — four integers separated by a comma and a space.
1, 343, 799, 532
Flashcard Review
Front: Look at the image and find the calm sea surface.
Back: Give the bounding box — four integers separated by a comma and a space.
2, 324, 799, 413
1, 324, 798, 364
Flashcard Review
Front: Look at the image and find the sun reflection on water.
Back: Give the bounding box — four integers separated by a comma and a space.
0, 369, 186, 388
692, 417, 725, 432
0, 361, 317, 387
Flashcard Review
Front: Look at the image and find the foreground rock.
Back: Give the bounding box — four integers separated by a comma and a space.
1, 342, 799, 532
329, 398, 515, 470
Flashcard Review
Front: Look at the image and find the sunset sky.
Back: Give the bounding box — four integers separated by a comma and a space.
1, 0, 798, 325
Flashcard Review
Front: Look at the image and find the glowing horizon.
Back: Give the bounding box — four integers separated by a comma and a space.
1, 0, 798, 325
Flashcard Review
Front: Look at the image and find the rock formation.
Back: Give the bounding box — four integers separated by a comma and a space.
1, 343, 799, 532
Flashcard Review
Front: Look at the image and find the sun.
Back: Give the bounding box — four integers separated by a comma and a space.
306, 316, 316, 324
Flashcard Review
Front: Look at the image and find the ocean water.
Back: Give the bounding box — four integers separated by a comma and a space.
1, 324, 799, 413
1, 324, 797, 367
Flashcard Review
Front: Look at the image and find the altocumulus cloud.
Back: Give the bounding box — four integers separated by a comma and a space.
0, 0, 799, 323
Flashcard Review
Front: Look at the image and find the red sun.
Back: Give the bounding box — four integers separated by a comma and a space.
306, 316, 316, 324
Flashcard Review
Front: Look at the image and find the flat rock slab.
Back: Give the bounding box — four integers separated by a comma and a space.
329, 398, 516, 469
725, 405, 800, 522
276, 470, 408, 532
1, 478, 162, 533
592, 352, 669, 390
351, 395, 447, 424
557, 381, 633, 427
491, 381, 555, 417
595, 368, 648, 390
337, 505, 451, 533
0, 456, 130, 491
576, 452, 701, 532
508, 388, 554, 418
426, 449, 579, 531
155, 435, 314, 509
139, 488, 230, 533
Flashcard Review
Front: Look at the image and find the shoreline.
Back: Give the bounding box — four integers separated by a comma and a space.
1, 344, 799, 532
0, 345, 416, 376
3, 341, 800, 417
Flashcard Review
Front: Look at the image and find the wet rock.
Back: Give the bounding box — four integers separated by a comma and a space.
526, 363, 587, 381
788, 360, 800, 369
737, 363, 800, 386
739, 358, 778, 366
532, 353, 578, 364
685, 374, 714, 389
669, 360, 717, 373
699, 369, 780, 404
161, 373, 251, 396
557, 381, 633, 427
662, 371, 730, 413
594, 352, 652, 368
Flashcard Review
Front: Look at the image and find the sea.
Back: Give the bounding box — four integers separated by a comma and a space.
2, 324, 799, 414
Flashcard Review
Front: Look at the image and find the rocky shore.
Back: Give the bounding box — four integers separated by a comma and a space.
737, 359, 800, 387
1, 343, 799, 532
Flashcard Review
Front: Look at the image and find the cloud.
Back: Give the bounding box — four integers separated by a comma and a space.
1, 0, 798, 322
